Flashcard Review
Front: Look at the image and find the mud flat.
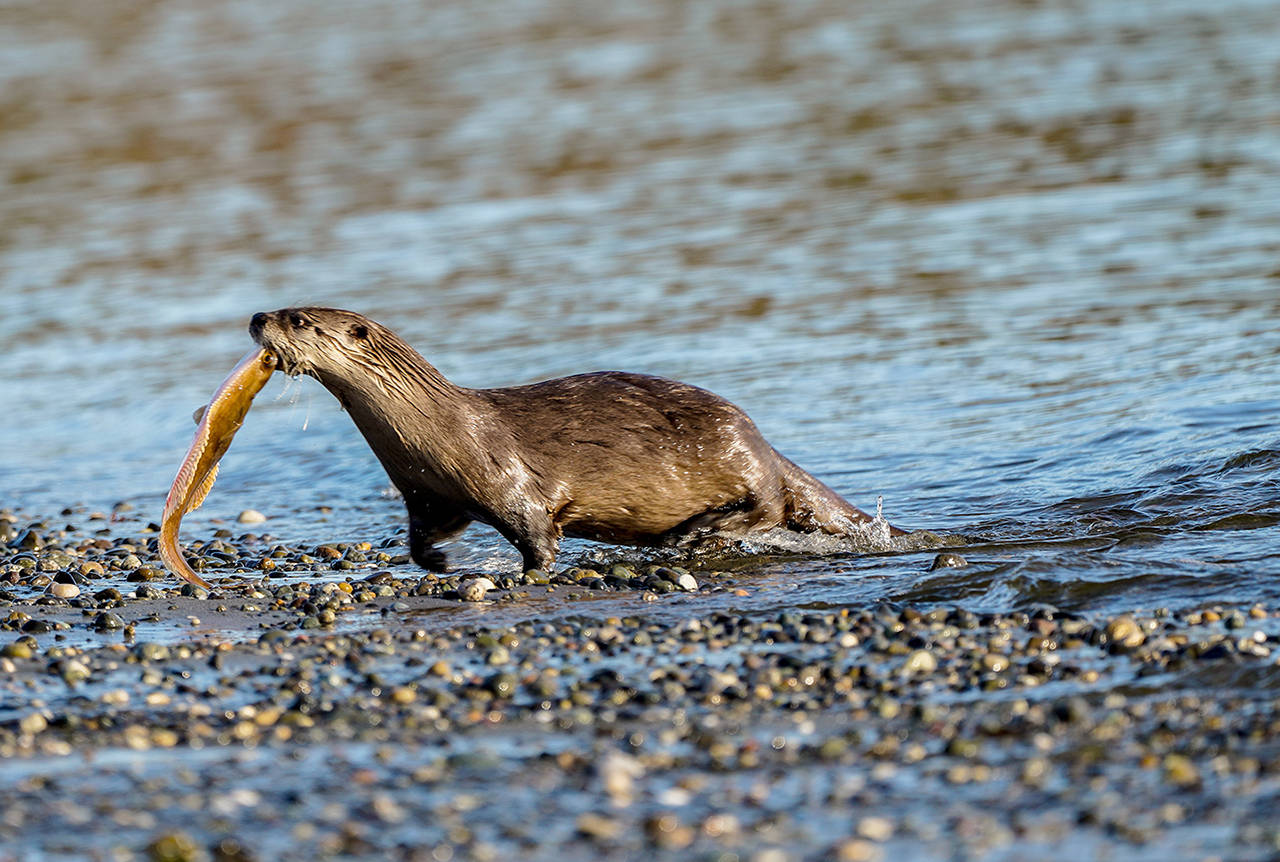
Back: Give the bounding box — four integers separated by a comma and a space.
1, 509, 1278, 861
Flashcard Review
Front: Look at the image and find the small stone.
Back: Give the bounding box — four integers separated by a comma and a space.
1163, 754, 1201, 788
369, 793, 406, 824
19, 712, 47, 735
46, 582, 80, 599
487, 671, 518, 697
903, 649, 938, 674
980, 653, 1009, 673
2, 642, 33, 660
675, 573, 698, 591
237, 509, 267, 524
1105, 616, 1145, 649
145, 831, 203, 862
600, 750, 644, 805
834, 838, 884, 862
929, 552, 967, 570
93, 611, 125, 630
12, 529, 44, 551
856, 816, 894, 842
135, 643, 170, 662
459, 577, 495, 602
59, 659, 91, 684
523, 569, 550, 585
576, 811, 622, 841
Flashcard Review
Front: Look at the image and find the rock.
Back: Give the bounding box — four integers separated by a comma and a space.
903, 649, 938, 674
459, 577, 495, 602
856, 816, 894, 842
93, 611, 125, 630
237, 509, 267, 524
58, 659, 91, 684
12, 529, 45, 551
369, 793, 406, 824
46, 582, 80, 599
19, 712, 47, 735
675, 573, 698, 591
930, 552, 967, 570
145, 831, 205, 862
834, 839, 884, 862
1105, 616, 1145, 649
576, 811, 622, 841
1163, 754, 1201, 787
487, 672, 517, 697
599, 750, 644, 805
523, 569, 550, 585
2, 642, 32, 660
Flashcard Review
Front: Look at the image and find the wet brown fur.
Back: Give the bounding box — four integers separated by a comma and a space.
250, 307, 895, 572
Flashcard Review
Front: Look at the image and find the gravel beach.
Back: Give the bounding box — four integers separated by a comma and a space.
3, 508, 1278, 861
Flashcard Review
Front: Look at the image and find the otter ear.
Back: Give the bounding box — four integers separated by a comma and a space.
350, 324, 369, 340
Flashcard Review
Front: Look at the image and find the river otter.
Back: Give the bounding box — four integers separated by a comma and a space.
250, 307, 899, 572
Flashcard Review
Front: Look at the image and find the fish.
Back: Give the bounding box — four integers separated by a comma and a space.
159, 347, 278, 588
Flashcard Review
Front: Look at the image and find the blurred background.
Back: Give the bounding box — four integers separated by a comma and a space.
2, 0, 1279, 607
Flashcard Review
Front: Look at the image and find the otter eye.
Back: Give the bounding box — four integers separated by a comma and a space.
350, 325, 368, 340
290, 313, 304, 328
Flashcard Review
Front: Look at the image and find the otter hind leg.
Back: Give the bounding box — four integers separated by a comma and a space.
662, 497, 774, 549
777, 455, 906, 536
407, 504, 471, 573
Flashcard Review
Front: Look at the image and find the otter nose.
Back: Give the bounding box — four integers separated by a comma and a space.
249, 312, 268, 336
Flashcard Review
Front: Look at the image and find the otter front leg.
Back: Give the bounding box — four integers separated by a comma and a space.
515, 536, 559, 573
407, 503, 471, 573
490, 507, 561, 572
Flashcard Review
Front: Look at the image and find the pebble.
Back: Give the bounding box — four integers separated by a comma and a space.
1105, 616, 1145, 649
93, 611, 125, 630
856, 816, 895, 842
1, 509, 1278, 860
459, 577, 496, 602
576, 812, 623, 841
237, 509, 267, 524
930, 552, 967, 570
1163, 754, 1201, 788
834, 839, 885, 862
903, 649, 938, 674
19, 713, 47, 735
46, 582, 79, 599
146, 831, 202, 862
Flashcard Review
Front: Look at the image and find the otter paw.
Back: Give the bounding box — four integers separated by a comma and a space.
412, 548, 450, 573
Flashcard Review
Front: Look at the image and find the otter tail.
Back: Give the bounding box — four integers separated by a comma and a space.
778, 455, 905, 537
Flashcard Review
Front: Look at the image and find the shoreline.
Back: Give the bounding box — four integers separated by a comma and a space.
3, 509, 1279, 860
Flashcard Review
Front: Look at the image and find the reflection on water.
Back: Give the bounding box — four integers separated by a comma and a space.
3, 0, 1280, 615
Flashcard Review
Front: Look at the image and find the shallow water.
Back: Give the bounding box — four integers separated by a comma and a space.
4, 0, 1280, 614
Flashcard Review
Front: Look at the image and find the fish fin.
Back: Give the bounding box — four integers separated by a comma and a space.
184, 463, 219, 514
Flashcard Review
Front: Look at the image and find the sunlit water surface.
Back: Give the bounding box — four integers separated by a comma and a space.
2, 0, 1279, 620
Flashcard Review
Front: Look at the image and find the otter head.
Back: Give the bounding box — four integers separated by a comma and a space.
250, 307, 450, 411
249, 306, 384, 378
